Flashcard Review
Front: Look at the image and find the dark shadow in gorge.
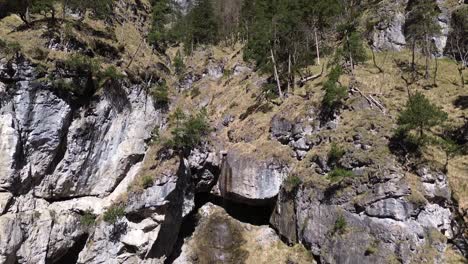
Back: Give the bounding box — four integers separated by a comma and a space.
50, 234, 89, 264
165, 192, 276, 263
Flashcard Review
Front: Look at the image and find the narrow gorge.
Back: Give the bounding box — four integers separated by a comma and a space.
0, 0, 467, 263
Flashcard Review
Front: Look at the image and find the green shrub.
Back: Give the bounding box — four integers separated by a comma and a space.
328, 168, 355, 182
284, 175, 302, 191
63, 54, 100, 75
397, 92, 447, 143
321, 65, 347, 119
333, 215, 347, 235
166, 108, 210, 155
173, 50, 185, 76
103, 204, 125, 224
0, 40, 21, 56
151, 82, 170, 106
98, 65, 124, 86
328, 143, 345, 165
80, 209, 96, 227
140, 175, 154, 189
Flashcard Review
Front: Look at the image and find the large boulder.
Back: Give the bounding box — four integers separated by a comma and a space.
218, 150, 289, 205
173, 203, 315, 264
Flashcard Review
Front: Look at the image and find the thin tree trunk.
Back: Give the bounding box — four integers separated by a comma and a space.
433, 57, 438, 87
371, 48, 383, 73
287, 52, 291, 95
271, 48, 283, 99
314, 27, 320, 65
345, 32, 354, 73
459, 66, 465, 88
411, 40, 416, 75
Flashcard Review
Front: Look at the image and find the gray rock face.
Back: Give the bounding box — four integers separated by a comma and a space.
218, 150, 288, 204
271, 165, 456, 264
372, 1, 408, 51
35, 84, 160, 199
0, 57, 164, 263
371, 0, 451, 54
270, 114, 318, 160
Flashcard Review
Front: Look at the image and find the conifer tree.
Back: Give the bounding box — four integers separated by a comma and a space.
398, 91, 447, 141
405, 0, 441, 78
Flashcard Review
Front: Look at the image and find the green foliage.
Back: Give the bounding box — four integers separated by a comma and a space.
151, 81, 170, 106
284, 175, 302, 192
405, 0, 441, 45
321, 65, 347, 118
185, 0, 219, 46
98, 66, 124, 86
103, 204, 125, 224
328, 168, 355, 182
148, 0, 174, 50
397, 92, 448, 141
140, 175, 154, 189
67, 0, 114, 19
30, 0, 57, 19
63, 54, 100, 76
166, 108, 210, 155
333, 215, 347, 235
80, 209, 96, 227
173, 50, 186, 76
328, 143, 345, 165
0, 40, 21, 56
342, 31, 368, 65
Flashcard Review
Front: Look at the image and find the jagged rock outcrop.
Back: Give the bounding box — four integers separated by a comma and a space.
0, 57, 162, 200
271, 165, 457, 264
371, 0, 455, 55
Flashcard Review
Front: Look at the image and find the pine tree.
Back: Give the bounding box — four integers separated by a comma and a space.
187, 0, 219, 46
405, 0, 441, 78
397, 91, 447, 140
148, 0, 173, 50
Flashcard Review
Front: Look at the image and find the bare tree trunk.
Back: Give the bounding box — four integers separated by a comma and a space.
346, 33, 354, 73
411, 40, 416, 74
314, 27, 320, 65
271, 48, 283, 99
433, 57, 438, 87
459, 66, 465, 88
371, 48, 383, 73
287, 52, 291, 95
